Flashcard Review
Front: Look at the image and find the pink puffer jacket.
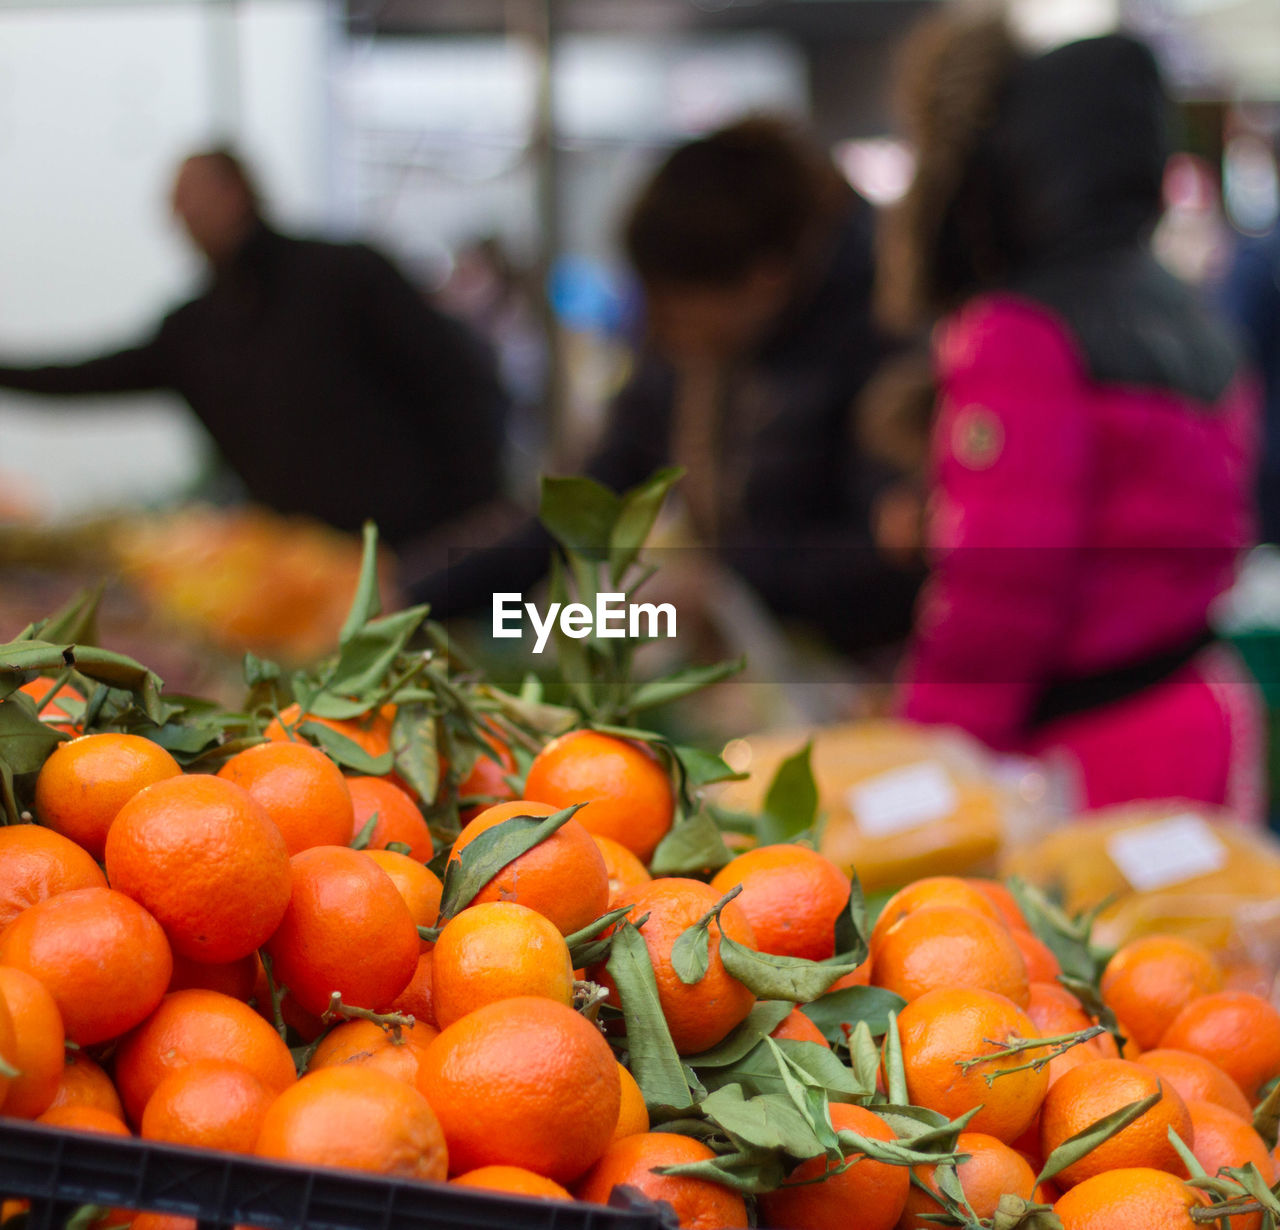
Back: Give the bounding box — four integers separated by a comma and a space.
898, 293, 1263, 819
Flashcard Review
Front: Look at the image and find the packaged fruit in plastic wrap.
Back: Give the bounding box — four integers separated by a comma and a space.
714, 719, 1055, 893
1002, 801, 1280, 993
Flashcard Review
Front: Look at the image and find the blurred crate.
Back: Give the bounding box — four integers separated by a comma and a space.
0, 1121, 677, 1230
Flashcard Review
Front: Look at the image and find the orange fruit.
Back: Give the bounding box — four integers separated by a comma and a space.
263, 846, 419, 1017
1159, 991, 1280, 1101
19, 677, 84, 734
770, 1007, 830, 1048
0, 823, 107, 929
1101, 936, 1223, 1051
524, 730, 674, 862
759, 1102, 909, 1230
216, 740, 353, 855
966, 878, 1030, 930
365, 849, 442, 946
418, 996, 620, 1183
347, 776, 433, 861
1054, 1167, 1208, 1230
1013, 928, 1062, 982
592, 834, 652, 912
127, 1216, 195, 1230
382, 950, 436, 1027
113, 988, 296, 1125
1039, 1058, 1192, 1188
169, 951, 259, 1002
306, 1018, 439, 1094
0, 991, 13, 1111
264, 701, 396, 760
1136, 1048, 1252, 1120
872, 905, 1029, 1007
614, 1063, 649, 1141
34, 733, 181, 860
452, 1166, 571, 1200
1026, 981, 1119, 1085
447, 800, 609, 936
46, 1052, 125, 1119
36, 1105, 130, 1135
140, 1060, 274, 1153
608, 877, 757, 1055
897, 988, 1049, 1143
0, 886, 171, 1045
255, 1065, 447, 1180
870, 876, 1006, 955
457, 729, 518, 823
899, 1132, 1043, 1229
431, 901, 574, 1028
105, 774, 291, 964
576, 1133, 748, 1229
1186, 1099, 1275, 1230
709, 844, 850, 961
0, 966, 65, 1118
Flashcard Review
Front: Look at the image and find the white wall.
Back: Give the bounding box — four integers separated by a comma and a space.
0, 0, 331, 520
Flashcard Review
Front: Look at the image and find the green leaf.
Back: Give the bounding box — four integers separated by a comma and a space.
698, 1083, 826, 1160
1167, 1127, 1210, 1182
699, 1036, 870, 1102
883, 1011, 909, 1106
479, 685, 578, 737
34, 583, 104, 647
655, 1146, 789, 1195
1254, 1070, 1280, 1150
243, 652, 282, 689
673, 745, 747, 788
338, 521, 383, 644
0, 691, 65, 774
540, 475, 622, 559
671, 915, 713, 986
609, 467, 684, 582
683, 1001, 794, 1068
847, 1021, 881, 1095
63, 1206, 109, 1230
718, 933, 861, 1003
329, 607, 426, 699
649, 809, 734, 877
832, 871, 871, 967
800, 986, 907, 1044
758, 740, 819, 844
351, 813, 379, 850
299, 720, 393, 775
437, 804, 584, 922
990, 1196, 1064, 1230
391, 703, 439, 802
565, 904, 637, 969
628, 658, 746, 713
605, 922, 692, 1111
1036, 1090, 1162, 1186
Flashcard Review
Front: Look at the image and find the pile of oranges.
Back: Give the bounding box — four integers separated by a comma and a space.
2, 692, 1280, 1230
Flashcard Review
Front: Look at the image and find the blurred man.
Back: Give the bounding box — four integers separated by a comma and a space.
0, 149, 509, 549
419, 118, 921, 654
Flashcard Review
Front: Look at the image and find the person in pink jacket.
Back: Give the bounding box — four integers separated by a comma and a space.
882, 18, 1263, 819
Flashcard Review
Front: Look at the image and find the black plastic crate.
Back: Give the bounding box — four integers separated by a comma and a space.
0, 1121, 679, 1230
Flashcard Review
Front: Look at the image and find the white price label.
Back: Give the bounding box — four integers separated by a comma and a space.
847, 762, 958, 838
1105, 813, 1228, 892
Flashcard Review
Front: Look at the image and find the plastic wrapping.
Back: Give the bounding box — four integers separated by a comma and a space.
716, 719, 1054, 893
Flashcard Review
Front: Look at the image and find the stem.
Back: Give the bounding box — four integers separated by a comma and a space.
574, 980, 611, 1025
1192, 1200, 1263, 1222
320, 992, 415, 1039
956, 1026, 1106, 1086
258, 950, 289, 1041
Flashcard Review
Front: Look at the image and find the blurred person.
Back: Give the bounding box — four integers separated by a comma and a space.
0, 149, 508, 550
414, 118, 922, 656
882, 17, 1263, 817
1222, 219, 1280, 543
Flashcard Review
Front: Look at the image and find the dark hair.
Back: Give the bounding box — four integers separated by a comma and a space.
184, 146, 263, 215
880, 19, 1172, 328
624, 117, 843, 286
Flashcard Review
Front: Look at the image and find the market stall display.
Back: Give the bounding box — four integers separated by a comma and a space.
2, 474, 1279, 1230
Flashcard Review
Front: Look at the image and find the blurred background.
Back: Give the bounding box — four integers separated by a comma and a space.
1, 0, 1276, 521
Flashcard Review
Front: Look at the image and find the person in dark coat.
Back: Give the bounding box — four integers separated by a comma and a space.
415, 118, 921, 654
0, 149, 509, 549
